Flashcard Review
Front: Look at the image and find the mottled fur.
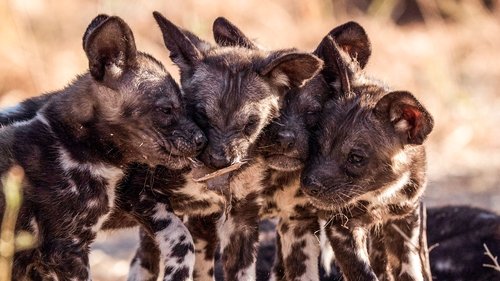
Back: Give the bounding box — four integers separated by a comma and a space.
0, 15, 205, 281
125, 12, 323, 281
301, 26, 434, 281
212, 18, 378, 281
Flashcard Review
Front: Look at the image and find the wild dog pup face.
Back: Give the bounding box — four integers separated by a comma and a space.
45, 15, 206, 169
300, 25, 434, 211
153, 12, 323, 169
211, 17, 330, 172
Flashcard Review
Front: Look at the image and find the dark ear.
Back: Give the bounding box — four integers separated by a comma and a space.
83, 16, 137, 81
82, 14, 109, 49
213, 17, 257, 49
315, 35, 351, 95
374, 91, 434, 145
153, 11, 203, 72
258, 51, 323, 88
325, 21, 371, 68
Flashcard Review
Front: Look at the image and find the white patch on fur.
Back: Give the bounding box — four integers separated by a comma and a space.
395, 119, 410, 133
30, 218, 39, 241
399, 223, 423, 281
352, 227, 370, 263
36, 112, 50, 127
392, 150, 409, 173
301, 233, 321, 280
193, 239, 214, 281
217, 213, 236, 252
68, 179, 79, 195
127, 259, 155, 281
236, 262, 256, 281
58, 147, 123, 233
319, 221, 336, 277
91, 184, 117, 233
357, 172, 411, 206
152, 203, 170, 221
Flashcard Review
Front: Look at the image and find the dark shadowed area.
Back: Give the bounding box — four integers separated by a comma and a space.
1, 0, 499, 280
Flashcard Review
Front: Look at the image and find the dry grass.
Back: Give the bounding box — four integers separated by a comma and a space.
0, 1, 499, 280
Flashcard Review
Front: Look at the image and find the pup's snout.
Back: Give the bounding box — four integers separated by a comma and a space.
278, 130, 296, 150
209, 152, 231, 169
193, 131, 207, 151
301, 175, 325, 197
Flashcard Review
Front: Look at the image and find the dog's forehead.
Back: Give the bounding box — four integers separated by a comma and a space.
189, 64, 275, 119
319, 98, 375, 152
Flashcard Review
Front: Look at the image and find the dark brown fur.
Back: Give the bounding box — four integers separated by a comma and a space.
301, 27, 434, 281
0, 15, 204, 281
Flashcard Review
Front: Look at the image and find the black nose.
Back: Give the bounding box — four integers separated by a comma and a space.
209, 153, 231, 169
193, 132, 207, 151
278, 130, 296, 150
301, 175, 324, 196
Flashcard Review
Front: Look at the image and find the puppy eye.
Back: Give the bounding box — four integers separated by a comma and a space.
158, 106, 172, 115
348, 152, 365, 165
244, 118, 259, 136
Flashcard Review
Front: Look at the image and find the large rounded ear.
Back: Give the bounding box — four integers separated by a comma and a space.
153, 11, 203, 73
324, 21, 371, 69
213, 17, 257, 49
374, 91, 434, 145
257, 51, 323, 89
83, 16, 137, 82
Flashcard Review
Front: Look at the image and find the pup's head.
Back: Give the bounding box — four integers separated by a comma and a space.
300, 23, 434, 211
153, 12, 323, 170
45, 15, 206, 169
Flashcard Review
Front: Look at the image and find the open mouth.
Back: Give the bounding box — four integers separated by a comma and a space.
266, 154, 304, 172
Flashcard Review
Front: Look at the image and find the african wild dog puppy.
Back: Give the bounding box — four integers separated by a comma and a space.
123, 12, 322, 281
213, 18, 378, 281
426, 205, 500, 281
300, 28, 434, 280
0, 15, 205, 281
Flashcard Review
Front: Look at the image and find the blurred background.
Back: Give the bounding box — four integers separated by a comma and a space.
0, 0, 499, 280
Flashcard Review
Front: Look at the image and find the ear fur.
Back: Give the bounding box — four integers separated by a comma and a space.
258, 52, 323, 89
83, 16, 137, 82
374, 91, 434, 145
325, 21, 371, 68
315, 36, 351, 95
213, 17, 257, 49
153, 11, 203, 71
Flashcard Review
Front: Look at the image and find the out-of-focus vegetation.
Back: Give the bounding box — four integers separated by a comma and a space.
0, 1, 498, 280
0, 166, 35, 281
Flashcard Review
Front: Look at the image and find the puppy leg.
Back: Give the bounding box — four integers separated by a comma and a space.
145, 203, 196, 281
384, 209, 426, 281
128, 228, 160, 281
218, 197, 260, 281
35, 239, 91, 280
277, 218, 320, 281
186, 214, 219, 281
369, 229, 393, 281
326, 224, 378, 281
